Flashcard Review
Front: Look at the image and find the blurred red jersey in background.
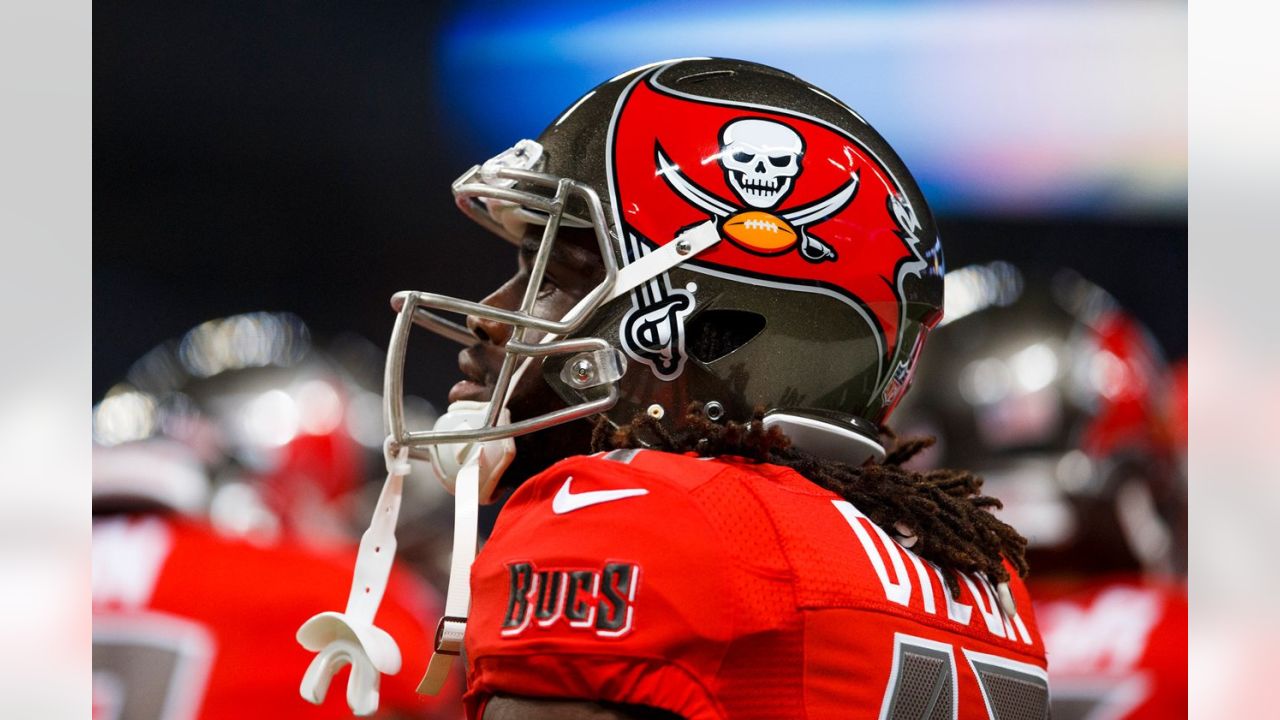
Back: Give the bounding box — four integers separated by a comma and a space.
92, 512, 458, 720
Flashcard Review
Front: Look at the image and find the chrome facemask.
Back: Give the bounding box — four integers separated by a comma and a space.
383, 142, 623, 464
381, 140, 721, 489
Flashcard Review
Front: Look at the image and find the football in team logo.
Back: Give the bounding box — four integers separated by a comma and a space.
721, 211, 799, 255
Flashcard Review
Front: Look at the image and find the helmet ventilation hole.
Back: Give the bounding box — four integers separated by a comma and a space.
686, 309, 767, 363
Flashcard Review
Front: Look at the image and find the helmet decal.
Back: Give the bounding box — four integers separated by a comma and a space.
617, 229, 696, 380
882, 329, 927, 413
606, 63, 932, 383
717, 118, 805, 212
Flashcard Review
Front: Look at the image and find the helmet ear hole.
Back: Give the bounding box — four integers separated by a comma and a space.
686, 309, 767, 363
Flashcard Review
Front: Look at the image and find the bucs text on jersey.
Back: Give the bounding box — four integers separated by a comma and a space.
465, 449, 1050, 719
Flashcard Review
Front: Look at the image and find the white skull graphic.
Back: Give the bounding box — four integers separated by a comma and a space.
719, 118, 804, 209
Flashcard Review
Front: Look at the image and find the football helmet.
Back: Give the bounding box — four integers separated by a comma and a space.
384, 57, 944, 483
893, 262, 1182, 576
93, 312, 390, 544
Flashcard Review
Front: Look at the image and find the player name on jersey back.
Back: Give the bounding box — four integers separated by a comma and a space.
830, 498, 1035, 646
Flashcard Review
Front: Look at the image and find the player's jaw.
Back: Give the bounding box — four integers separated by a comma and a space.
448, 319, 596, 490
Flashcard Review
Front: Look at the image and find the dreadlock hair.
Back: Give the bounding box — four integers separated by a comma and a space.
592, 403, 1029, 595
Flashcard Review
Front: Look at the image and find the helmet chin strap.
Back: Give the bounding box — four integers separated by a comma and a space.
297, 376, 521, 711
415, 397, 516, 695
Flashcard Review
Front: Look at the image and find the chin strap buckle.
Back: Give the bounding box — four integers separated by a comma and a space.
417, 613, 468, 695
432, 615, 468, 656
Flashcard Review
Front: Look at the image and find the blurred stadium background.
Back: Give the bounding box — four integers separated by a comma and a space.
93, 0, 1186, 407
85, 1, 1195, 718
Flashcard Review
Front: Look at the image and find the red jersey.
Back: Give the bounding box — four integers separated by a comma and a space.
91, 514, 457, 720
1032, 576, 1187, 720
465, 450, 1049, 719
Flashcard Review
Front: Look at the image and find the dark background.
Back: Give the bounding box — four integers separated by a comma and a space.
93, 1, 1186, 405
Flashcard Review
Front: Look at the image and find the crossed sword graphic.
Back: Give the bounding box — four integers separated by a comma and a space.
656, 146, 860, 263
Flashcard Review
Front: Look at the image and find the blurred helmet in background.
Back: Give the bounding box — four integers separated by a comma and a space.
92, 435, 210, 516
1161, 357, 1189, 467
92, 312, 442, 546
1157, 356, 1188, 568
893, 262, 1184, 577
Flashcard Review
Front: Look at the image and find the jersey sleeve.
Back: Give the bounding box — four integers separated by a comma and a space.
463, 453, 737, 720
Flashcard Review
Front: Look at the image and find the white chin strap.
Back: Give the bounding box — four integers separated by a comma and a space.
416, 402, 514, 696
296, 440, 409, 716
297, 406, 514, 712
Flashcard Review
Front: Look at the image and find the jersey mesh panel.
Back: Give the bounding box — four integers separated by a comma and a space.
691, 471, 804, 717
890, 650, 952, 717
746, 469, 865, 606
690, 472, 793, 624
930, 671, 954, 720
978, 671, 1049, 720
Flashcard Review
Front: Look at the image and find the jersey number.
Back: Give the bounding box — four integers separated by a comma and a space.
93, 612, 214, 720
879, 634, 1049, 720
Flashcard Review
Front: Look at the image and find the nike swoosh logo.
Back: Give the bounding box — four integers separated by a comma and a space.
552, 476, 649, 515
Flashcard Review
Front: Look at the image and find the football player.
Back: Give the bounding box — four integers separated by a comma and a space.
93, 313, 459, 719
894, 262, 1187, 719
303, 58, 1049, 719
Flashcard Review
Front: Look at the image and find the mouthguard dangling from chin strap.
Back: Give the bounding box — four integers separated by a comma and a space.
296, 403, 514, 712
296, 439, 410, 716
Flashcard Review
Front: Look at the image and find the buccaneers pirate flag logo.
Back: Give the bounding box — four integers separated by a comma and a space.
607, 66, 933, 385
